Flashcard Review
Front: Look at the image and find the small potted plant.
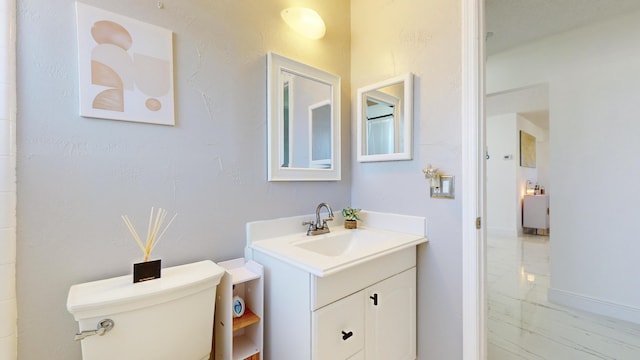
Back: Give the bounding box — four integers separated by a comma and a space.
341, 207, 361, 229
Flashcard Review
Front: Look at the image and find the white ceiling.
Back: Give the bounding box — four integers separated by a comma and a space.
486, 84, 549, 129
485, 0, 640, 129
485, 0, 640, 55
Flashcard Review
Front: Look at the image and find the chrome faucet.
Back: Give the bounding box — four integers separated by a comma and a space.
303, 202, 334, 236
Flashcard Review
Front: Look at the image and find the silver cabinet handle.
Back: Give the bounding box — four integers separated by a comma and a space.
74, 319, 114, 341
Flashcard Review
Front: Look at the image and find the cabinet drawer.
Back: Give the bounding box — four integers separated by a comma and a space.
312, 247, 416, 310
312, 291, 364, 360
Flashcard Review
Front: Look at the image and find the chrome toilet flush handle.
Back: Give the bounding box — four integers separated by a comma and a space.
74, 319, 115, 341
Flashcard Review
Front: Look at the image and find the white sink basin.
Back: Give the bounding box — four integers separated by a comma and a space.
293, 230, 391, 257
248, 223, 427, 277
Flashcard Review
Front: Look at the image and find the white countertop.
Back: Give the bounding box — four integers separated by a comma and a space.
246, 211, 428, 277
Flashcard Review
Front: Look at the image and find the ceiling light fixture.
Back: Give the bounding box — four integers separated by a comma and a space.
281, 7, 326, 40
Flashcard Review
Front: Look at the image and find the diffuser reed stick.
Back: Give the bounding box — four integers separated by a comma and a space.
122, 207, 177, 262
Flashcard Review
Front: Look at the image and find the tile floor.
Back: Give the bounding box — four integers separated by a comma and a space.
487, 234, 640, 359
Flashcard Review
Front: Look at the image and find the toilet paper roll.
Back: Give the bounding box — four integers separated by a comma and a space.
232, 295, 245, 318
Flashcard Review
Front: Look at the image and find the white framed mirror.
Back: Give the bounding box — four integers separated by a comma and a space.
357, 73, 414, 162
267, 52, 341, 181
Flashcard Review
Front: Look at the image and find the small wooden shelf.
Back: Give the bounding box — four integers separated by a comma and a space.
232, 308, 260, 331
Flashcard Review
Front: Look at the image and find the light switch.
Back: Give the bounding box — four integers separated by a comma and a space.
430, 175, 455, 199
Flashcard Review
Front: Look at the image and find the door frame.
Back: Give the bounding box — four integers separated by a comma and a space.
461, 0, 486, 360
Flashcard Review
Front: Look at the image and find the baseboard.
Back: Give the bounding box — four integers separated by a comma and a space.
548, 287, 640, 325
487, 227, 517, 238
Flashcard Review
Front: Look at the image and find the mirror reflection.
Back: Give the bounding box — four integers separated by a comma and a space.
309, 101, 332, 168
267, 52, 341, 181
281, 72, 332, 169
363, 84, 403, 155
357, 73, 414, 162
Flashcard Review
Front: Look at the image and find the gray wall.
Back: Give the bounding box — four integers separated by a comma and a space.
17, 0, 350, 358
17, 0, 469, 359
351, 0, 463, 359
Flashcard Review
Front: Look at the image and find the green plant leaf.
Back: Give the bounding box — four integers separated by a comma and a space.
341, 207, 361, 221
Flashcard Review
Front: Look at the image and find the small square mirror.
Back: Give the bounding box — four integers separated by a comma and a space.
357, 73, 414, 162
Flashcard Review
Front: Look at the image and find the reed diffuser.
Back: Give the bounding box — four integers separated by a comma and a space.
122, 207, 177, 282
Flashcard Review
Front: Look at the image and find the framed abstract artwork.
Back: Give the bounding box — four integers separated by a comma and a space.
520, 130, 536, 168
75, 2, 175, 125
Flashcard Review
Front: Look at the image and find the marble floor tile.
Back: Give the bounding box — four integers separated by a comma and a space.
488, 234, 640, 360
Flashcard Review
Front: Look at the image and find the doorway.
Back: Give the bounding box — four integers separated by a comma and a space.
483, 1, 640, 358
486, 84, 549, 238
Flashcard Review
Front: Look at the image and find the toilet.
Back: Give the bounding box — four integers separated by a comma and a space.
67, 260, 225, 360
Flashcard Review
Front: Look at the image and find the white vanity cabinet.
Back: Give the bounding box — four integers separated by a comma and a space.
252, 246, 417, 360
313, 267, 416, 360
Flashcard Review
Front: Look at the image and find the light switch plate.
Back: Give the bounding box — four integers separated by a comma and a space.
431, 175, 455, 199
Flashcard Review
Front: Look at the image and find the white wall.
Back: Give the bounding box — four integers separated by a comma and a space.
351, 0, 462, 359
516, 114, 548, 235
517, 114, 548, 195
486, 113, 548, 236
486, 114, 517, 236
0, 0, 16, 358
521, 115, 550, 196
16, 1, 351, 359
487, 9, 640, 322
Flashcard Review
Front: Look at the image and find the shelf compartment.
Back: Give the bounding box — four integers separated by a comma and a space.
215, 258, 263, 360
232, 334, 260, 360
232, 307, 260, 331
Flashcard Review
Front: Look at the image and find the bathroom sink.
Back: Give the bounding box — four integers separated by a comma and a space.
247, 214, 427, 277
293, 230, 391, 257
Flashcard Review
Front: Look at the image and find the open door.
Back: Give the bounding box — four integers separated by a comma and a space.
462, 1, 486, 360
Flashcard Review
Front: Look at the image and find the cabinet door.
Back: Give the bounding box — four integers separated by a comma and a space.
312, 291, 365, 360
365, 268, 416, 360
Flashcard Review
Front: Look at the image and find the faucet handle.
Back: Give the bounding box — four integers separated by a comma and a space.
303, 221, 317, 236
320, 217, 333, 230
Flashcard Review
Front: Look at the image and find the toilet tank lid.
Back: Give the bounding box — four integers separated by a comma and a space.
67, 260, 225, 317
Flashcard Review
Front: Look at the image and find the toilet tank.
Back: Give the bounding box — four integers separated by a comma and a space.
67, 260, 225, 360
